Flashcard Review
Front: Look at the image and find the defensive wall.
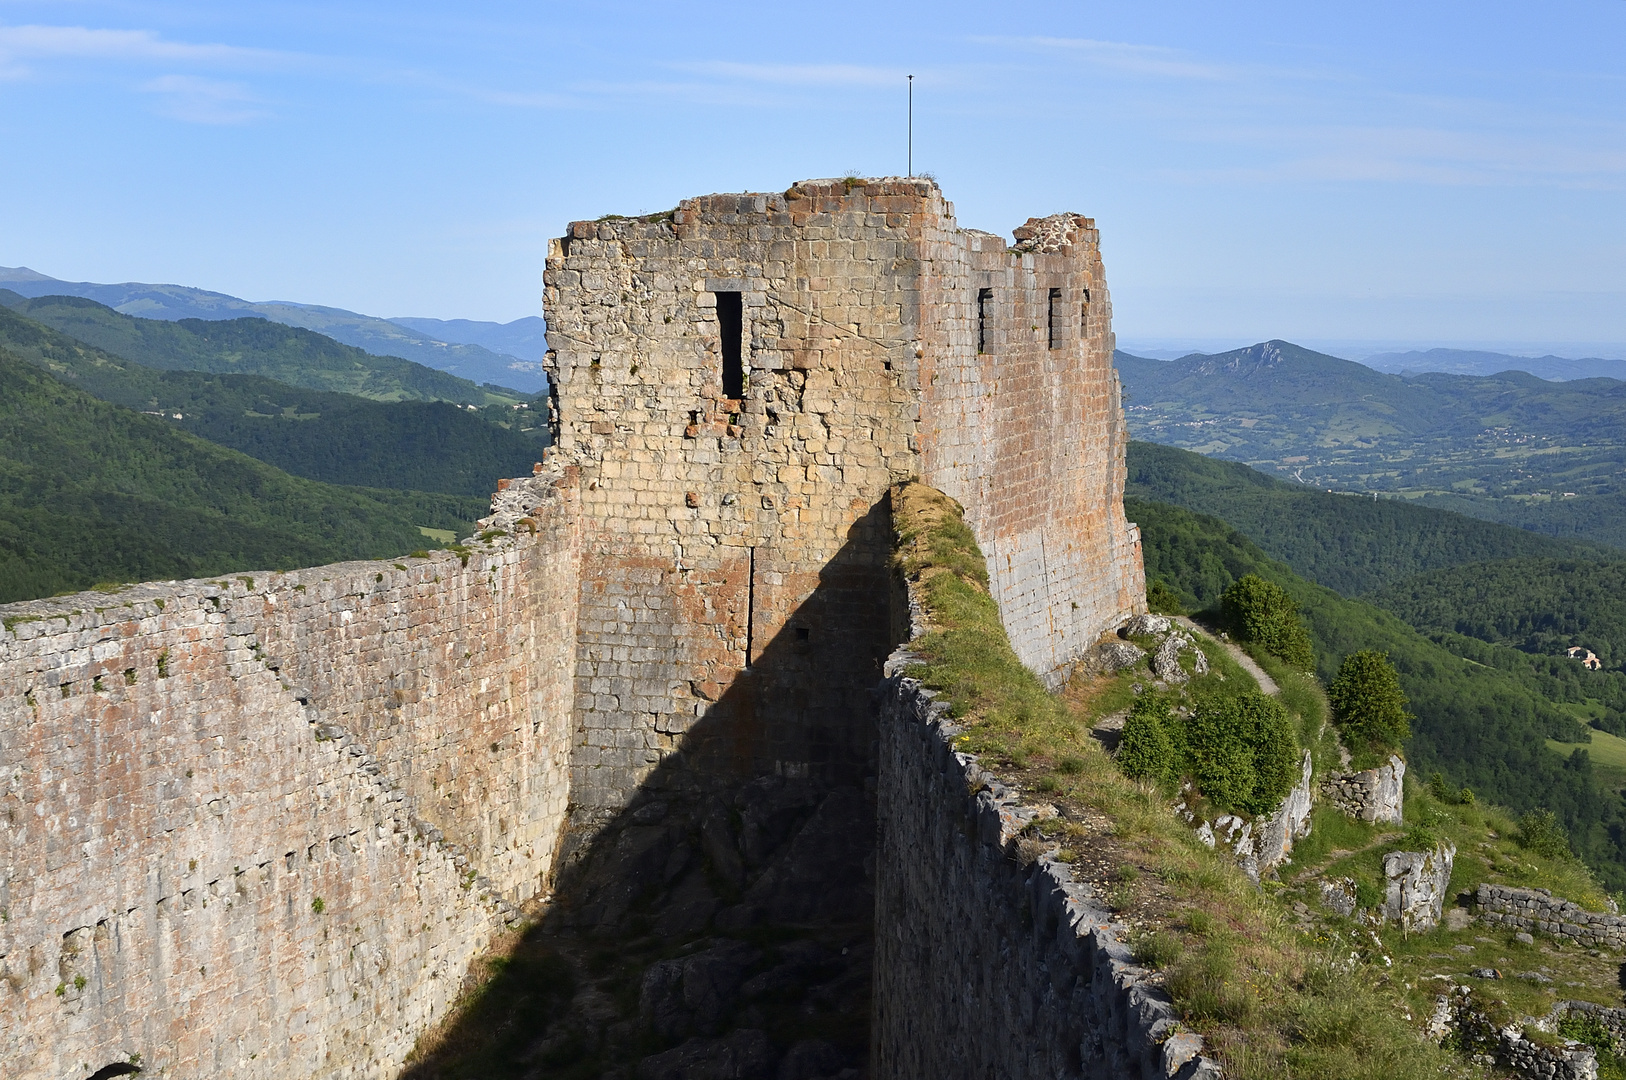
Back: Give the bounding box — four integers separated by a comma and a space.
545, 176, 1143, 829
0, 177, 1147, 1078
0, 473, 581, 1079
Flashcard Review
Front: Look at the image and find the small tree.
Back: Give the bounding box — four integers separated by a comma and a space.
1182, 689, 1299, 817
1145, 579, 1185, 616
1220, 575, 1314, 670
1117, 695, 1176, 787
1517, 808, 1573, 860
1328, 650, 1412, 756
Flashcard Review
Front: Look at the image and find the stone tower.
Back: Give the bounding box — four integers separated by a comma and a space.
544, 176, 1145, 820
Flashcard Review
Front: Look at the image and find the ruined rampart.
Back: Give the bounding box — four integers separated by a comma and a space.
2, 176, 1149, 1078
0, 468, 580, 1079
545, 177, 1144, 827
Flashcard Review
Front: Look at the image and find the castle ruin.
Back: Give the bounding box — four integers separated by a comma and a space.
0, 177, 1144, 1078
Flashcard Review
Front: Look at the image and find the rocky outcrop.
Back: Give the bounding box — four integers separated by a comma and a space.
1476, 884, 1626, 948
1382, 842, 1455, 931
1151, 631, 1208, 684
1322, 755, 1405, 824
1179, 751, 1313, 884
1251, 751, 1315, 878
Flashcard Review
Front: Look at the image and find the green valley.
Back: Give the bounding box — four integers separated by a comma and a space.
0, 303, 547, 496
1117, 340, 1626, 548
0, 345, 486, 603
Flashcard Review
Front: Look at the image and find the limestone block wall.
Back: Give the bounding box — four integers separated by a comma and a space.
1476, 883, 1626, 948
544, 181, 931, 815
872, 661, 1221, 1080
914, 211, 1145, 683
1321, 755, 1405, 824
0, 469, 581, 1079
543, 177, 1146, 819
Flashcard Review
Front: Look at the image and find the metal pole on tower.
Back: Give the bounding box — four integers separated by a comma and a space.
908, 75, 914, 177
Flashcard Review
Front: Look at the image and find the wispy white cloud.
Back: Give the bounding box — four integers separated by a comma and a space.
0, 24, 291, 75
1160, 121, 1626, 189
140, 74, 270, 125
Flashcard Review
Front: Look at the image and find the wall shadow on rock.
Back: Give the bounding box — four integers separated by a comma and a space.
401, 501, 901, 1080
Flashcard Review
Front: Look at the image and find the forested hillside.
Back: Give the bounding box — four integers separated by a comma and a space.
0, 347, 484, 602
0, 267, 547, 392
1129, 494, 1626, 889
1116, 340, 1626, 548
0, 291, 523, 406
1125, 440, 1583, 594
0, 304, 546, 496
1372, 559, 1626, 735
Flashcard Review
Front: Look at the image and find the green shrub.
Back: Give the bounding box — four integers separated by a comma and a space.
1220, 574, 1314, 670
1328, 650, 1412, 756
1146, 578, 1185, 615
1428, 770, 1476, 806
1118, 695, 1177, 787
1178, 689, 1300, 817
1518, 809, 1574, 860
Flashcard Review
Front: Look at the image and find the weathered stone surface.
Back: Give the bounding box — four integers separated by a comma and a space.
0, 469, 582, 1080
1322, 755, 1405, 824
546, 177, 1146, 820
874, 640, 1224, 1079
1123, 613, 1172, 637
1382, 842, 1456, 931
1251, 751, 1314, 878
1439, 988, 1599, 1080
1321, 878, 1358, 918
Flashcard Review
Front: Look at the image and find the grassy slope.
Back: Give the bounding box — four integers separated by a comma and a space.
0, 290, 522, 406
1129, 494, 1626, 890
0, 304, 546, 496
0, 346, 484, 602
892, 482, 1456, 1080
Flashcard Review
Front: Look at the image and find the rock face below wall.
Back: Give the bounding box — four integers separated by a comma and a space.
873, 666, 1222, 1080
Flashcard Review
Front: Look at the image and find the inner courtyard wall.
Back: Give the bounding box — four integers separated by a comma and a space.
0, 475, 580, 1079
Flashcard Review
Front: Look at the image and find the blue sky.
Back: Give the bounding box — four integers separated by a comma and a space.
2, 1, 1624, 356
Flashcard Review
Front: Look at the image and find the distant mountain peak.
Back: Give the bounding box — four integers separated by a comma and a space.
0, 266, 63, 283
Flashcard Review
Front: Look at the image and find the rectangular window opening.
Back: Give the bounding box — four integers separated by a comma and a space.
716, 291, 745, 398
1048, 288, 1062, 350
1080, 287, 1091, 338
977, 288, 992, 354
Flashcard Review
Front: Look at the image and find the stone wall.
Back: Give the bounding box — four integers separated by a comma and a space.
543, 177, 1145, 823
1435, 988, 1599, 1080
1476, 884, 1626, 948
872, 664, 1221, 1080
0, 467, 581, 1079
1321, 755, 1405, 824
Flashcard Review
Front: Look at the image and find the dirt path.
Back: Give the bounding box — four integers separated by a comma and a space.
1172, 616, 1279, 696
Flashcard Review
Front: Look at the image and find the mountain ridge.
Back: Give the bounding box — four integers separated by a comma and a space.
0, 266, 547, 392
